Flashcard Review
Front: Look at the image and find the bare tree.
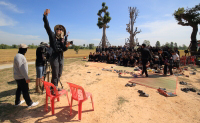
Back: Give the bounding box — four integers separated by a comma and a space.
126, 7, 141, 48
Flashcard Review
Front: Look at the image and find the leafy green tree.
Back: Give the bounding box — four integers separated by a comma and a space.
170, 42, 174, 49
97, 2, 111, 48
165, 42, 170, 47
155, 41, 161, 47
89, 44, 94, 49
173, 4, 200, 55
11, 44, 17, 48
74, 45, 80, 54
143, 40, 150, 46
174, 42, 178, 48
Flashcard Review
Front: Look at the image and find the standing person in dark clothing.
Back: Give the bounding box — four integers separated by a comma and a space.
96, 46, 100, 53
158, 49, 172, 75
140, 44, 152, 77
43, 9, 72, 91
35, 42, 49, 93
14, 44, 39, 107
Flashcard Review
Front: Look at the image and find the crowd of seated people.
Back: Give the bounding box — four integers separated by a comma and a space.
88, 45, 180, 72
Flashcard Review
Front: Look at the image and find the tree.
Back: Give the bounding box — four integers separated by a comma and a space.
89, 44, 94, 49
170, 42, 174, 49
165, 42, 170, 47
155, 41, 161, 47
143, 40, 150, 46
126, 7, 141, 48
74, 45, 80, 54
97, 2, 111, 48
174, 42, 178, 48
173, 4, 200, 55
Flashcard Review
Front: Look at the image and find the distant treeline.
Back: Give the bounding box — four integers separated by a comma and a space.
0, 43, 96, 49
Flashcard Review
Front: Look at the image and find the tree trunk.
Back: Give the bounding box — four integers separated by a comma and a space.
190, 24, 198, 56
130, 17, 134, 48
102, 26, 106, 48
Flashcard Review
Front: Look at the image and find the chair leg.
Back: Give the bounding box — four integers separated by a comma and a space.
70, 97, 73, 116
57, 97, 60, 102
90, 95, 94, 111
51, 98, 55, 115
66, 92, 70, 106
78, 101, 83, 120
45, 95, 48, 112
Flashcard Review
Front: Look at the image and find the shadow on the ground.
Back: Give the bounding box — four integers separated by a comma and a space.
1, 101, 94, 123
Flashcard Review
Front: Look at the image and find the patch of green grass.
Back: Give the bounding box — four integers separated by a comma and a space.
117, 96, 129, 106
86, 81, 98, 85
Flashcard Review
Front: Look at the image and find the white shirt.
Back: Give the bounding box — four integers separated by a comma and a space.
172, 53, 180, 61
13, 53, 29, 80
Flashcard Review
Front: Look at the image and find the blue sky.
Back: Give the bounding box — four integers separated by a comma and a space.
0, 0, 199, 47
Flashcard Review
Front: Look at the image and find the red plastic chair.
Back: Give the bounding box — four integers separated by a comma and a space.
42, 81, 70, 115
67, 82, 94, 120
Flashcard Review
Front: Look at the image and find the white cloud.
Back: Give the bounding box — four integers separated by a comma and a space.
0, 11, 17, 26
91, 39, 101, 41
69, 39, 87, 45
137, 19, 200, 46
0, 30, 47, 45
0, 1, 23, 13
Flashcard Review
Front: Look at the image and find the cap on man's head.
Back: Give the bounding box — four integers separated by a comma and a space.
18, 43, 29, 48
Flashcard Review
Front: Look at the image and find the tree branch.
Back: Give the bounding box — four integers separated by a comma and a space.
178, 22, 190, 26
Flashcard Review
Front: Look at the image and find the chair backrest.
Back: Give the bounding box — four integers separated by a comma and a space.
42, 81, 59, 96
67, 82, 86, 101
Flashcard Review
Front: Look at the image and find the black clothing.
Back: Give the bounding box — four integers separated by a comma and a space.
43, 14, 68, 87
142, 60, 148, 77
140, 48, 152, 77
96, 48, 100, 53
141, 48, 152, 60
50, 59, 63, 86
88, 55, 93, 61
15, 79, 33, 106
36, 47, 45, 67
123, 58, 128, 66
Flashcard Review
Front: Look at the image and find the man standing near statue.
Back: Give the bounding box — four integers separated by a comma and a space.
140, 44, 152, 77
43, 9, 72, 92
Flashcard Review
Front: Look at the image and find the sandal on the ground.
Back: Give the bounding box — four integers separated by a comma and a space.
179, 81, 187, 85
139, 92, 149, 97
129, 83, 136, 87
138, 90, 143, 93
189, 88, 196, 92
167, 92, 177, 97
181, 88, 190, 93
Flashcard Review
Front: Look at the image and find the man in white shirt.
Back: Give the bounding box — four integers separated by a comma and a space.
171, 50, 181, 71
13, 43, 39, 107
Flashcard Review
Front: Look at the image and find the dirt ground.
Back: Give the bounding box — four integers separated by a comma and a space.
1, 59, 200, 123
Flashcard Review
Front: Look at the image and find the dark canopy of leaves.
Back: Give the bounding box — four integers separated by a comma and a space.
97, 2, 111, 29
173, 3, 200, 26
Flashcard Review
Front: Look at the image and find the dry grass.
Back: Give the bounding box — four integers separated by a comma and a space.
0, 57, 84, 120
0, 49, 186, 64
0, 49, 95, 64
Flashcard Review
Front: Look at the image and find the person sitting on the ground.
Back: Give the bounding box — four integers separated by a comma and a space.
123, 55, 129, 67
95, 52, 100, 62
92, 52, 96, 61
99, 53, 103, 62
88, 52, 93, 61
128, 55, 136, 67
